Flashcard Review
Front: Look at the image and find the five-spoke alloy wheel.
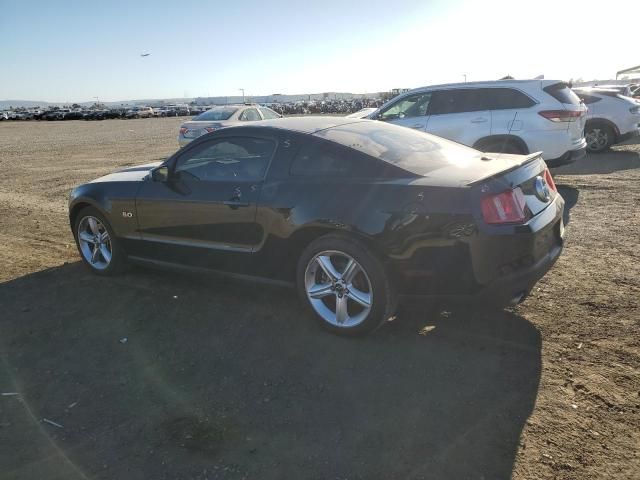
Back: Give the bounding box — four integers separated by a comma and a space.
297, 235, 396, 336
77, 216, 112, 270
73, 206, 125, 275
304, 250, 373, 328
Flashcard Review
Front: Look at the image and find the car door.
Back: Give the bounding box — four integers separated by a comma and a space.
484, 87, 536, 138
425, 89, 491, 146
375, 91, 431, 131
133, 134, 277, 273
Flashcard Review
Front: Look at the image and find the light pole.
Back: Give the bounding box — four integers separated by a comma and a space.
239, 88, 245, 103
463, 74, 467, 83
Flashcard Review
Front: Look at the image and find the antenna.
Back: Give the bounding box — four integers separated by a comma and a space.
495, 110, 519, 163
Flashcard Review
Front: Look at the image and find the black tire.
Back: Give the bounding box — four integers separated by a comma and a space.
477, 138, 525, 155
296, 234, 396, 336
73, 206, 126, 276
585, 123, 615, 153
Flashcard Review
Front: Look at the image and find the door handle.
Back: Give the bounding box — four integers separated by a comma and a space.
411, 124, 425, 129
470, 117, 488, 123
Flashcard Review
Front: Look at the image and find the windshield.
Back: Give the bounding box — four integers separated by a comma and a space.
194, 108, 238, 121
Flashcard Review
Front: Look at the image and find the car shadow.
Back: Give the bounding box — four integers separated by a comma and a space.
0, 263, 541, 480
551, 148, 640, 175
556, 184, 579, 226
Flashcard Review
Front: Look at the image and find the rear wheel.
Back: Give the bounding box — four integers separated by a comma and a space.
477, 138, 525, 155
73, 207, 126, 275
585, 124, 614, 153
297, 235, 396, 336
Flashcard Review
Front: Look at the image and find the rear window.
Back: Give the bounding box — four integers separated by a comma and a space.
543, 82, 581, 105
290, 138, 395, 178
194, 108, 238, 121
259, 107, 280, 119
313, 121, 479, 176
483, 88, 536, 109
576, 93, 602, 104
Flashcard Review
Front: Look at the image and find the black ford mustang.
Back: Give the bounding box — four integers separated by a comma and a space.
69, 117, 565, 335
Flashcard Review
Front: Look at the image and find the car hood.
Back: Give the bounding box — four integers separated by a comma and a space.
90, 162, 162, 183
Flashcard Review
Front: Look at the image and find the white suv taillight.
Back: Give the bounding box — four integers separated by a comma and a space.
630, 106, 640, 114
538, 110, 583, 122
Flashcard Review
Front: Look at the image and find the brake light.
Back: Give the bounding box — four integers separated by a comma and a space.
481, 188, 528, 225
179, 127, 188, 135
543, 168, 557, 192
538, 110, 583, 122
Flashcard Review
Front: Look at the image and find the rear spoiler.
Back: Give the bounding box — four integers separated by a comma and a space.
467, 152, 544, 186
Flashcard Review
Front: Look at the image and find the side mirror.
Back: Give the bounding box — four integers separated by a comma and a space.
151, 166, 169, 182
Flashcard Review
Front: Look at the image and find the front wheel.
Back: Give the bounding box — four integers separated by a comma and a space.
297, 235, 396, 336
73, 207, 126, 275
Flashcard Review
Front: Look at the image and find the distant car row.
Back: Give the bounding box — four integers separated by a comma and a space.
0, 105, 201, 121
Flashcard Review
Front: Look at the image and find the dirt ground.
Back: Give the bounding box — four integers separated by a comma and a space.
0, 118, 638, 479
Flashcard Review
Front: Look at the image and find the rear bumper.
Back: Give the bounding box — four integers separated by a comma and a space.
474, 241, 562, 306
395, 195, 565, 308
545, 145, 586, 168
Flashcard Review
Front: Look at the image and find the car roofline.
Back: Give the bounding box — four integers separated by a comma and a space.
402, 78, 568, 94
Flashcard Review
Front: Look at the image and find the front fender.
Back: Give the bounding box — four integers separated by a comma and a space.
69, 182, 142, 238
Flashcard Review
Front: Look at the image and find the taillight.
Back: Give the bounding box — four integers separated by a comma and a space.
204, 127, 218, 133
630, 106, 640, 114
538, 110, 583, 122
543, 168, 557, 192
179, 127, 188, 135
481, 187, 528, 225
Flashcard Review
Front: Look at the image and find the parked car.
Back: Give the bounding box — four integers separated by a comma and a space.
153, 107, 170, 117
125, 107, 154, 119
368, 80, 587, 167
573, 87, 640, 152
0, 112, 8, 121
69, 117, 565, 336
177, 104, 282, 146
64, 110, 85, 120
589, 84, 639, 98
43, 109, 71, 120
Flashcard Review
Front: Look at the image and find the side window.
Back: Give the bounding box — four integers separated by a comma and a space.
428, 89, 487, 115
259, 107, 281, 119
290, 140, 385, 177
174, 137, 275, 181
239, 108, 260, 121
483, 88, 536, 110
378, 92, 431, 121
577, 94, 601, 105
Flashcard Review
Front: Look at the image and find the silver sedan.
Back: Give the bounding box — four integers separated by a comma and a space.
178, 104, 281, 147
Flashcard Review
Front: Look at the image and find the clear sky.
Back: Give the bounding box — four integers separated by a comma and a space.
0, 0, 636, 102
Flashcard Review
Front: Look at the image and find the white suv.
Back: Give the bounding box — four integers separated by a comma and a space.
369, 80, 587, 167
573, 88, 640, 152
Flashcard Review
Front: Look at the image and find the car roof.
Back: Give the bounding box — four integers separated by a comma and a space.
406, 78, 564, 93
574, 87, 619, 93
